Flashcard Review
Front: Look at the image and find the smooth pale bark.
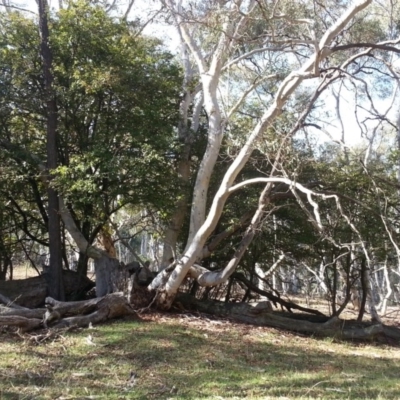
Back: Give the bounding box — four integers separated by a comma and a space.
156, 0, 373, 308
200, 209, 254, 259
303, 261, 329, 295
186, 1, 260, 243
161, 1, 252, 258
161, 88, 202, 268
196, 183, 274, 286
170, 0, 257, 244
59, 199, 127, 297
186, 47, 230, 242
188, 81, 223, 243
59, 198, 103, 260
161, 32, 195, 268
380, 260, 392, 315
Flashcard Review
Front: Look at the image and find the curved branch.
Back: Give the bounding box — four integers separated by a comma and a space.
331, 42, 400, 55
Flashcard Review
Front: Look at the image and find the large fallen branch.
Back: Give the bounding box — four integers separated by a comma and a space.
0, 315, 43, 332
176, 293, 400, 343
0, 293, 135, 332
232, 272, 325, 316
44, 293, 136, 328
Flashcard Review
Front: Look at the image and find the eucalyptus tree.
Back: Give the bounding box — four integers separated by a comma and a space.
148, 0, 400, 316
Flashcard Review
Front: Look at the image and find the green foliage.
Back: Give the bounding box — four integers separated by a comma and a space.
0, 2, 182, 249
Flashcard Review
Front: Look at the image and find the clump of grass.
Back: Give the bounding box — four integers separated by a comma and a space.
0, 312, 399, 399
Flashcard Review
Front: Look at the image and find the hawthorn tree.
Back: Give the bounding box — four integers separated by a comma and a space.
38, 0, 64, 300
0, 1, 181, 295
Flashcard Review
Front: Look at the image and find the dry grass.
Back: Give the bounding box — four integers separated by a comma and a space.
8, 264, 39, 280
1, 312, 400, 400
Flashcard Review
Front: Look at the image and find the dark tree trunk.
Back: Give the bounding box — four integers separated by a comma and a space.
224, 277, 233, 302
94, 255, 130, 297
358, 257, 368, 322
0, 240, 11, 281
76, 252, 89, 275
331, 262, 338, 315
38, 0, 64, 300
0, 270, 94, 308
0, 257, 10, 281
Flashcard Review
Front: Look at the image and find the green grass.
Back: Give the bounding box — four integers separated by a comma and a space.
0, 312, 399, 399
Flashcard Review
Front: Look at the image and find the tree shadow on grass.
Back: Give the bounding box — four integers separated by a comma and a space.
0, 317, 399, 399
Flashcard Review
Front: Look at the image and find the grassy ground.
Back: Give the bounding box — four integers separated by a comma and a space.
1, 311, 400, 400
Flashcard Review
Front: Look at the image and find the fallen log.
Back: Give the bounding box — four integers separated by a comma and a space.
0, 304, 45, 319
0, 315, 43, 332
0, 270, 95, 308
0, 293, 136, 332
176, 293, 400, 343
232, 272, 325, 316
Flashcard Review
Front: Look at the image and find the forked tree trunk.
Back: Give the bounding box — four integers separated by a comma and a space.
155, 0, 373, 310
59, 200, 129, 297
160, 37, 201, 269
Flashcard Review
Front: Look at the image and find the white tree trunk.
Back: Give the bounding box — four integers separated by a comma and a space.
161, 34, 202, 269
158, 0, 373, 307
380, 259, 392, 315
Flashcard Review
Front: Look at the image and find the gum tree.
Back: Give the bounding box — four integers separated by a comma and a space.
151, 0, 400, 313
